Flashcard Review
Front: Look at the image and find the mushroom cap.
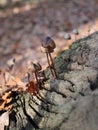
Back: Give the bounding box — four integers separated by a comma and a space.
42, 36, 56, 49
36, 62, 42, 71
72, 29, 79, 35
7, 58, 16, 71
28, 62, 42, 72
64, 33, 71, 40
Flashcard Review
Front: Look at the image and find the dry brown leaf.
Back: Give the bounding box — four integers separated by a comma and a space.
6, 97, 12, 104
0, 93, 12, 110
0, 101, 6, 111
27, 80, 39, 95
0, 92, 12, 111
2, 92, 11, 100
4, 104, 12, 111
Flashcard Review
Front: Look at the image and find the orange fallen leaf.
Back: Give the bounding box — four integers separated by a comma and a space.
0, 100, 6, 111
6, 97, 12, 104
2, 92, 11, 100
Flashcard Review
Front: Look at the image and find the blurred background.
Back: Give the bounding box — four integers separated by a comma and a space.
0, 0, 98, 76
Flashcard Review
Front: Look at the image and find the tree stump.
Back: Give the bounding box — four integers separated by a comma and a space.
5, 32, 98, 130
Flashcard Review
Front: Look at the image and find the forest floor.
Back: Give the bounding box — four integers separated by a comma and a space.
0, 0, 98, 78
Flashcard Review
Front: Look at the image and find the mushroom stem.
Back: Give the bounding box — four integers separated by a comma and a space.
27, 72, 30, 82
3, 73, 7, 85
34, 71, 39, 87
48, 52, 58, 78
46, 52, 54, 77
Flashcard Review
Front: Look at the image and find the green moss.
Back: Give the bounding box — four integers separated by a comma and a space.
69, 41, 81, 50
45, 33, 93, 77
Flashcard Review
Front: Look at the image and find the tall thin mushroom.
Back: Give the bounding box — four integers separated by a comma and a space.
41, 36, 58, 78
72, 29, 79, 41
28, 62, 40, 86
64, 33, 71, 46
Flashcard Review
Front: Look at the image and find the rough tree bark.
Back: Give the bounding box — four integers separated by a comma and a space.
7, 32, 98, 130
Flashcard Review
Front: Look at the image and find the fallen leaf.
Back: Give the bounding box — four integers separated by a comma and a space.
2, 92, 11, 100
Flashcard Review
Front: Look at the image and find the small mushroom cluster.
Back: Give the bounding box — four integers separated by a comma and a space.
0, 36, 59, 105
41, 36, 58, 78
27, 61, 48, 97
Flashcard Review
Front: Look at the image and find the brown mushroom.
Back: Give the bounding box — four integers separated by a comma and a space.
28, 62, 42, 87
41, 36, 58, 78
72, 29, 79, 41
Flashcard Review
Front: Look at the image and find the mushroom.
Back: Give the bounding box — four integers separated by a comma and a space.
41, 36, 58, 78
35, 62, 42, 72
64, 33, 71, 45
28, 62, 42, 87
7, 58, 16, 72
64, 33, 71, 40
72, 29, 79, 41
